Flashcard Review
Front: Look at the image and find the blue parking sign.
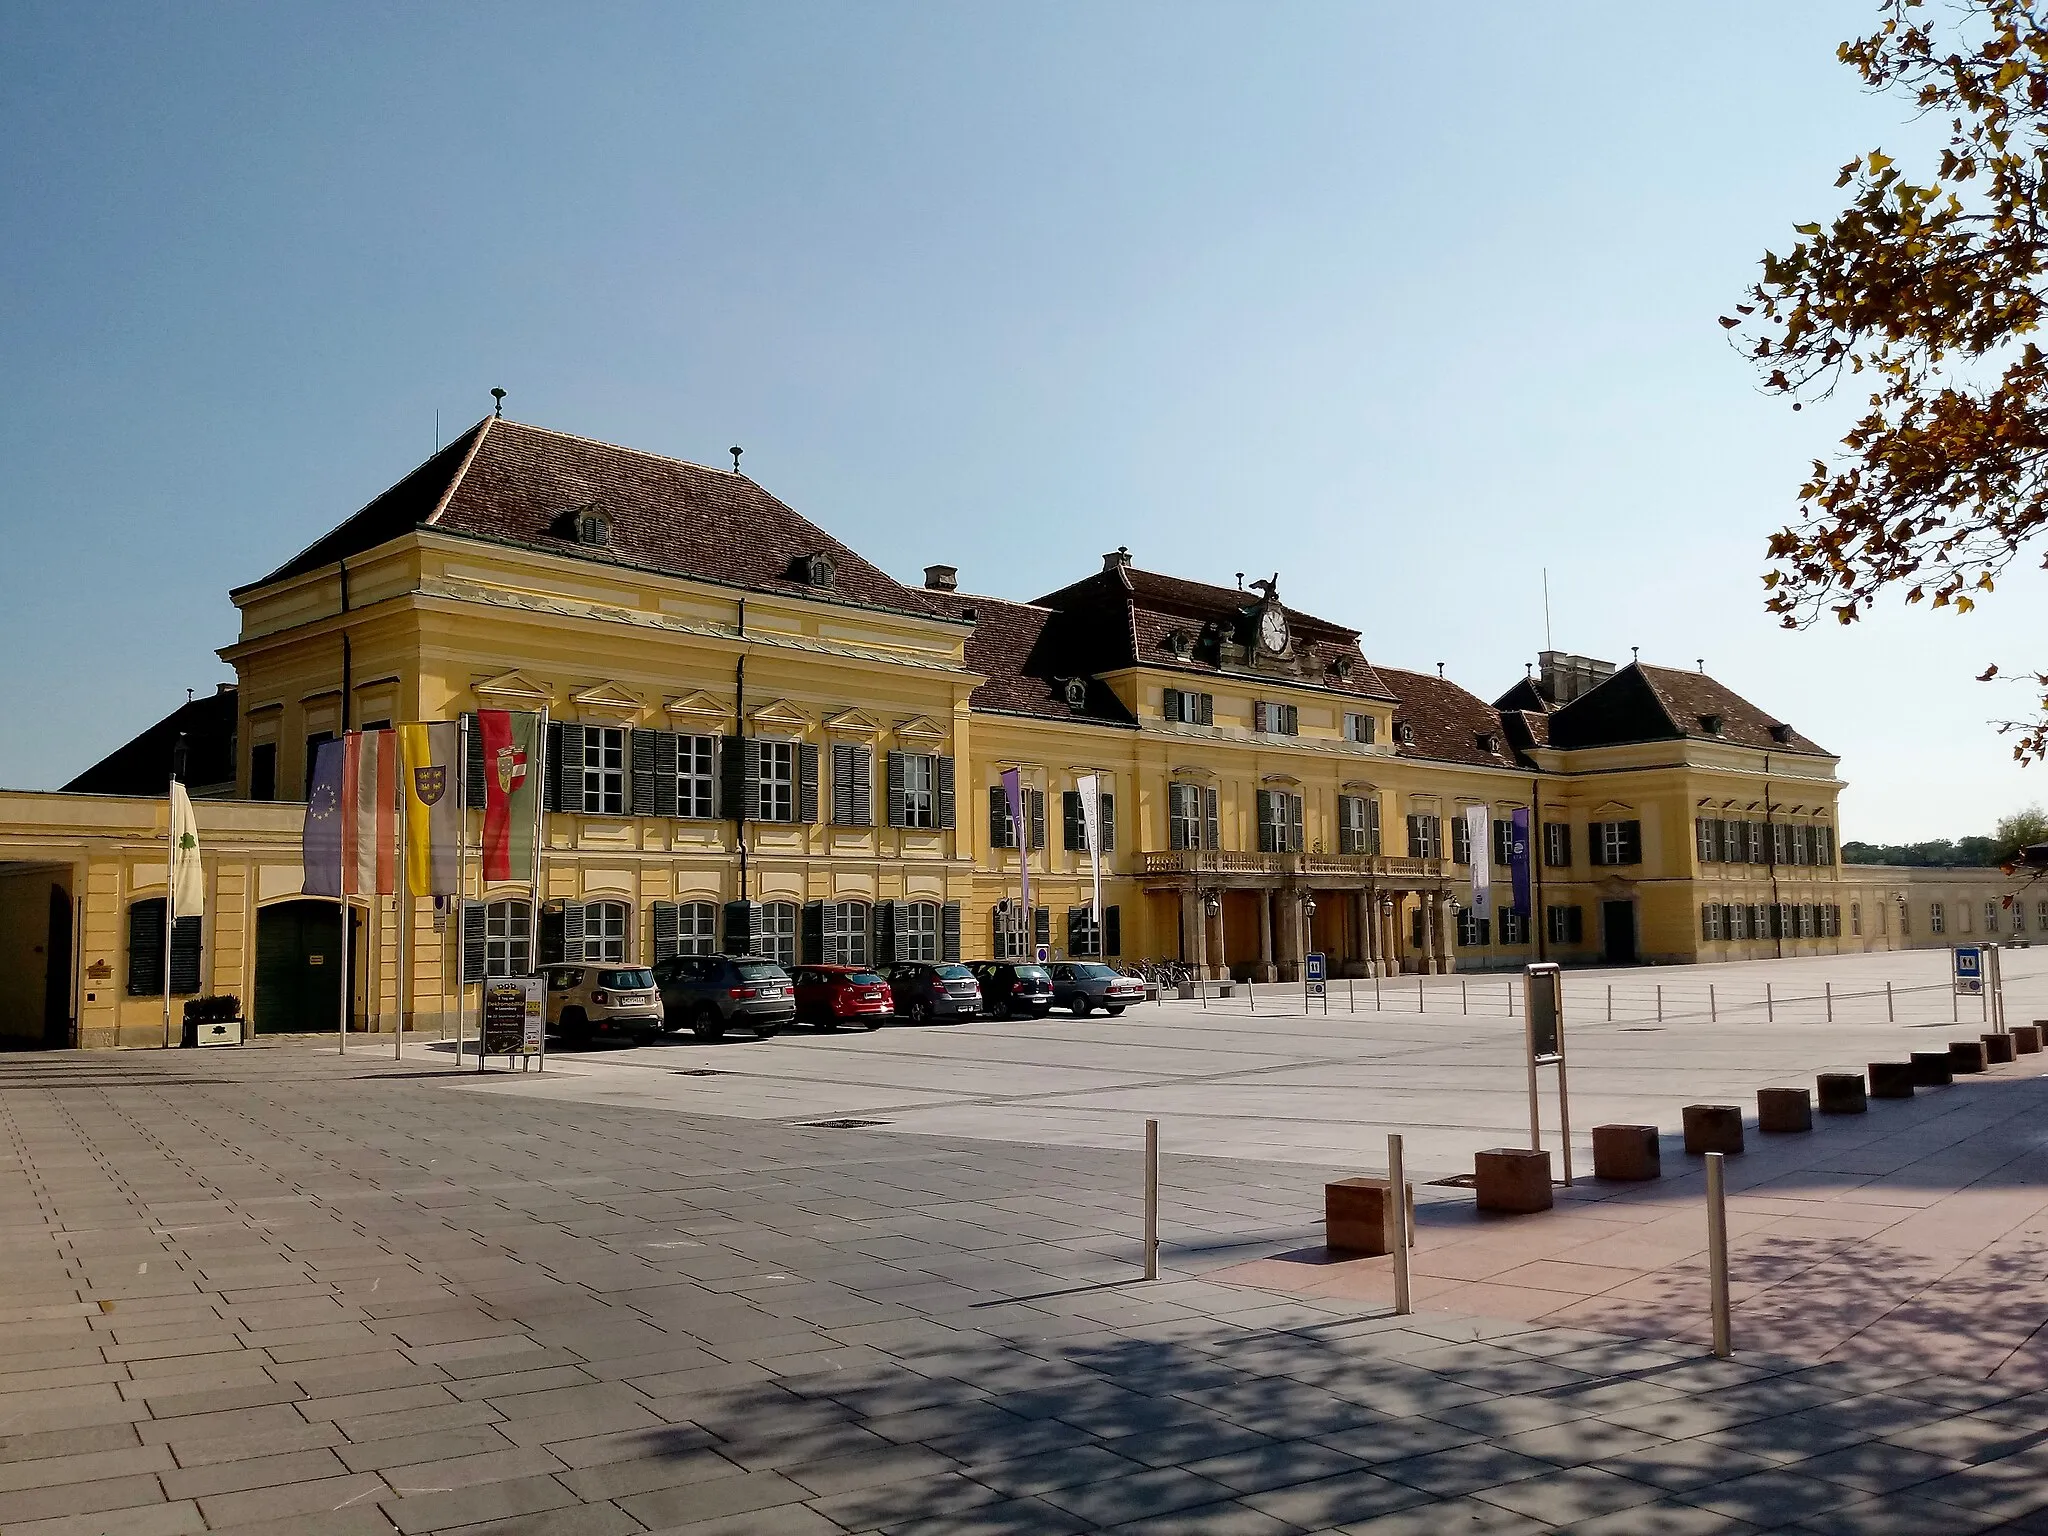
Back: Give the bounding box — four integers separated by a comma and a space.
1955, 944, 1985, 995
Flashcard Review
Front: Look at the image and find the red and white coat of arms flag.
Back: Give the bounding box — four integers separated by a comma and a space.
478, 710, 540, 884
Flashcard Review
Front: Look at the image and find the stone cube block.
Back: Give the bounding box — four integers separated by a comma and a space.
1869, 1061, 1916, 1099
1475, 1147, 1552, 1214
1591, 1124, 1660, 1181
1911, 1050, 1954, 1087
1984, 1033, 2016, 1065
1817, 1072, 1867, 1114
2015, 1025, 2042, 1055
1325, 1177, 1412, 1256
1757, 1087, 1813, 1133
1682, 1104, 1744, 1156
1949, 1040, 1987, 1074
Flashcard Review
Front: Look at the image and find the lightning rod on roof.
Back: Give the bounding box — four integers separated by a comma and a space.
730, 445, 743, 474
490, 387, 505, 418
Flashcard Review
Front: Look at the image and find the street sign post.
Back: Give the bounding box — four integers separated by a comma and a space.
1957, 942, 2008, 1032
1523, 963, 1572, 1186
1954, 944, 1984, 996
1305, 951, 1327, 1013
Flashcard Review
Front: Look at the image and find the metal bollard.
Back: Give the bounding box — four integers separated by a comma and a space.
1766, 983, 1774, 1023
1887, 980, 1894, 1023
1462, 980, 1468, 1015
1826, 982, 1833, 1023
1606, 984, 1613, 1022
1710, 984, 1717, 1023
1419, 977, 1425, 1013
1657, 985, 1663, 1024
1706, 1151, 1731, 1358
1388, 1132, 1412, 1316
1143, 1119, 1159, 1281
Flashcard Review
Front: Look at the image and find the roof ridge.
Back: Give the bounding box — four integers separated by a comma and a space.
493, 418, 746, 481
424, 415, 493, 525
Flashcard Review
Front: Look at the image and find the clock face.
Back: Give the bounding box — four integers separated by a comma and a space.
1258, 607, 1288, 654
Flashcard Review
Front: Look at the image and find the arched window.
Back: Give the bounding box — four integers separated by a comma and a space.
584, 901, 629, 963
759, 902, 798, 968
824, 902, 868, 967
484, 900, 531, 977
896, 902, 940, 963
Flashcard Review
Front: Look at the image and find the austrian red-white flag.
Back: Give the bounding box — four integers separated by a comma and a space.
342, 729, 397, 896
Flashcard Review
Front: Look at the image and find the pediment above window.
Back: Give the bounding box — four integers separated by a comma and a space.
1341, 778, 1380, 793
893, 714, 947, 744
750, 698, 809, 732
664, 690, 728, 727
569, 681, 643, 716
1169, 764, 1219, 780
824, 708, 881, 737
1590, 800, 1635, 818
1260, 773, 1302, 787
473, 670, 554, 705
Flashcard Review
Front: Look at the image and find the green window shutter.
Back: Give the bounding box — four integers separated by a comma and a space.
832, 744, 857, 825
1032, 906, 1051, 951
1099, 794, 1114, 853
937, 755, 956, 830
1202, 786, 1219, 850
653, 731, 680, 817
1621, 820, 1643, 865
460, 900, 488, 984
1104, 905, 1121, 956
941, 902, 961, 962
801, 902, 825, 964
1067, 907, 1087, 955
556, 724, 586, 811
1197, 694, 1213, 726
561, 902, 586, 964
127, 898, 165, 996
1063, 791, 1084, 851
887, 751, 907, 827
631, 729, 659, 816
652, 901, 679, 962
873, 901, 897, 965
1028, 789, 1046, 851
169, 916, 201, 995
1163, 688, 1182, 721
1287, 794, 1304, 852
989, 784, 1009, 848
722, 899, 762, 955
1167, 783, 1189, 850
1257, 791, 1277, 853
461, 715, 486, 808
798, 743, 820, 823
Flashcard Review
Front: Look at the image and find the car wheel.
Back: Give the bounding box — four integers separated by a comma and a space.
1105, 1005, 1125, 1017
1071, 999, 1092, 1017
561, 1008, 591, 1048
692, 1004, 725, 1042
908, 1000, 931, 1026
634, 1026, 659, 1047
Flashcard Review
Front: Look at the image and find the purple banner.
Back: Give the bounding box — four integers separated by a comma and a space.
1001, 766, 1029, 909
1510, 807, 1532, 918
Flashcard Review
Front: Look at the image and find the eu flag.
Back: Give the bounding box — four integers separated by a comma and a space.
302, 738, 345, 896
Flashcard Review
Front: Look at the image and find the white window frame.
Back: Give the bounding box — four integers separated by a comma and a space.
824, 902, 868, 967
484, 899, 532, 977
897, 902, 940, 962
1730, 903, 1750, 940
679, 900, 717, 956
581, 726, 626, 815
1595, 821, 1629, 865
1930, 902, 1945, 935
1070, 909, 1103, 958
1544, 821, 1570, 867
1169, 783, 1201, 850
1702, 904, 1724, 942
758, 740, 796, 823
584, 900, 629, 963
993, 904, 1029, 961
759, 902, 797, 967
902, 753, 936, 829
1344, 712, 1376, 744
1988, 900, 2003, 934
678, 734, 716, 819
1499, 909, 1527, 945
1851, 903, 1862, 937
1167, 691, 1210, 725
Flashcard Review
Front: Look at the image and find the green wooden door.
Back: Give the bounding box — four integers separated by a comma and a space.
255, 901, 343, 1034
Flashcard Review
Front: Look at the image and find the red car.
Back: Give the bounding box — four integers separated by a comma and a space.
789, 965, 892, 1031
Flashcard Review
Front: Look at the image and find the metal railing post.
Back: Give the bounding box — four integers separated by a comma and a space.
1143, 1118, 1159, 1281
1387, 1132, 1412, 1316
1706, 1151, 1732, 1359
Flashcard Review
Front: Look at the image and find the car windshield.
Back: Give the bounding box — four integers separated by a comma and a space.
844, 972, 886, 986
735, 962, 785, 982
934, 965, 974, 980
1071, 964, 1118, 979
600, 969, 653, 989
1015, 966, 1050, 981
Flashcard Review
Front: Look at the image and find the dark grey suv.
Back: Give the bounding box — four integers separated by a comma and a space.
877, 962, 981, 1024
652, 954, 796, 1041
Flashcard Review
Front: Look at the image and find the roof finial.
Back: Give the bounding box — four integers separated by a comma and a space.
490, 387, 505, 418
730, 445, 743, 474
1436, 661, 1445, 679
1697, 657, 1705, 673
1235, 572, 1244, 590
1631, 645, 1640, 663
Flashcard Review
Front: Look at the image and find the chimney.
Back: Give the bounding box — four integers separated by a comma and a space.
923, 564, 958, 592
215, 682, 235, 695
1102, 546, 1132, 572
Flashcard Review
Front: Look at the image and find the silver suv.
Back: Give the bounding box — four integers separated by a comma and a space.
545, 965, 666, 1047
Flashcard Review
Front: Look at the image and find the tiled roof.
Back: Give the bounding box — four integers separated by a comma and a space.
1030, 564, 1397, 701
1546, 663, 1830, 757
240, 419, 948, 621
65, 688, 238, 797
1376, 667, 1523, 769
957, 595, 1138, 727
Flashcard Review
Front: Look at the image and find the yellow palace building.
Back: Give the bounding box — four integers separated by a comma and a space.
0, 416, 1943, 1048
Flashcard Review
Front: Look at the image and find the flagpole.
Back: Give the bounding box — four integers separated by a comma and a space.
338, 897, 349, 1055
395, 742, 406, 1063
163, 772, 175, 1049
455, 713, 468, 1064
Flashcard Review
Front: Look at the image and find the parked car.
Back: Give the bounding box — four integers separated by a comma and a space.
966, 961, 1054, 1019
789, 965, 892, 1031
651, 954, 796, 1041
876, 962, 982, 1025
1046, 962, 1146, 1017
545, 965, 666, 1047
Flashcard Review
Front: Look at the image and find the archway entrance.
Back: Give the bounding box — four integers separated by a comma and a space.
255, 900, 347, 1035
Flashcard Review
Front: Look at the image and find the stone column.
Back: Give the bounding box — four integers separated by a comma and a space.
1257, 890, 1276, 983
1209, 898, 1228, 981
1382, 893, 1401, 975
1423, 895, 1443, 975
1180, 887, 1204, 974
1440, 895, 1459, 974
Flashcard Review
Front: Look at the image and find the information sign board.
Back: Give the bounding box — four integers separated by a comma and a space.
1954, 944, 1985, 996
1305, 951, 1327, 997
482, 977, 544, 1056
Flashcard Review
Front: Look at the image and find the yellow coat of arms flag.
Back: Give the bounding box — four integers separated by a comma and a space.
400, 722, 461, 896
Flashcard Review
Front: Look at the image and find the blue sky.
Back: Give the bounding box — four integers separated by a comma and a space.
3, 2, 2039, 839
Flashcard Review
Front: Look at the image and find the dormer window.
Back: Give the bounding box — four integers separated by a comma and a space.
792, 552, 837, 589
1769, 723, 1793, 744
1163, 628, 1194, 661
1476, 731, 1500, 755
576, 511, 610, 547
1395, 721, 1416, 747
1062, 677, 1089, 709
1329, 656, 1354, 682
1699, 714, 1723, 735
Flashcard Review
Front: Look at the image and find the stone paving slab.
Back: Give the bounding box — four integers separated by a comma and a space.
3, 1041, 2048, 1533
